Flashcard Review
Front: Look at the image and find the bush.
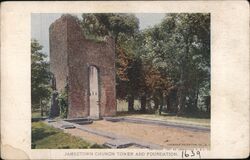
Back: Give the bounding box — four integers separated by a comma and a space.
58, 89, 68, 118
32, 143, 36, 149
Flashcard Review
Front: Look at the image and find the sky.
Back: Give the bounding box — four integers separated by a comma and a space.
31, 13, 165, 55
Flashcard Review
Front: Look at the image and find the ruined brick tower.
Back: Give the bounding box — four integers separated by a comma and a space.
49, 15, 116, 119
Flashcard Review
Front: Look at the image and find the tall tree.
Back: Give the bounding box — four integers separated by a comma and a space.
79, 13, 210, 115
174, 14, 209, 115
31, 39, 52, 116
139, 13, 210, 115
139, 27, 174, 114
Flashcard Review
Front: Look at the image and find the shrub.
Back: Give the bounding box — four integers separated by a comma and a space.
58, 89, 68, 118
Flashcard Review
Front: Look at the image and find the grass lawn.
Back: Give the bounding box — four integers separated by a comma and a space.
32, 112, 43, 118
32, 111, 49, 119
32, 122, 104, 149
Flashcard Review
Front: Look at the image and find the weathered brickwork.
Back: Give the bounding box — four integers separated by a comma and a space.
49, 15, 116, 118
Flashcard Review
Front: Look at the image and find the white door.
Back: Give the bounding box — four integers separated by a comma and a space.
89, 66, 100, 119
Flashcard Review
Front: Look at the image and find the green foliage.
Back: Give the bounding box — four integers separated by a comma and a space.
31, 39, 52, 114
80, 13, 210, 115
80, 13, 139, 41
58, 89, 68, 118
32, 122, 105, 149
81, 14, 109, 39
76, 13, 210, 116
139, 13, 210, 114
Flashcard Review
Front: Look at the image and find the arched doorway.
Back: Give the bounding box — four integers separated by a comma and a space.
89, 66, 100, 119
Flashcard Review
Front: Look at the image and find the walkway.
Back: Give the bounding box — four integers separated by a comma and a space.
44, 117, 210, 149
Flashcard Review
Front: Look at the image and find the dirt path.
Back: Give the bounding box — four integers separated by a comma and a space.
64, 128, 111, 145
87, 120, 210, 148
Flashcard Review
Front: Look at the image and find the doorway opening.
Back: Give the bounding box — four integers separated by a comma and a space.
89, 66, 100, 119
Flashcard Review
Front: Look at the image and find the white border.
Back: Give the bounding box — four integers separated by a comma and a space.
1, 1, 249, 159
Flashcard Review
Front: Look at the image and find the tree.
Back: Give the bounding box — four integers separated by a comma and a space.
79, 13, 210, 115
138, 13, 210, 115
80, 13, 139, 43
31, 39, 52, 116
138, 27, 174, 114
164, 13, 210, 115
116, 33, 143, 112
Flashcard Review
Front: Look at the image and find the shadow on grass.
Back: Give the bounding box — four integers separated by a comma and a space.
159, 111, 210, 119
32, 127, 58, 142
117, 110, 210, 119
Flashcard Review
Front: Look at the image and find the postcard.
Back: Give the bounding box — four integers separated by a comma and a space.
1, 1, 249, 159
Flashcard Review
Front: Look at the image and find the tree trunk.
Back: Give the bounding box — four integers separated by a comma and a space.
166, 90, 177, 113
159, 105, 163, 115
140, 95, 146, 113
177, 89, 186, 116
177, 68, 186, 116
159, 93, 164, 115
177, 37, 190, 116
40, 99, 43, 117
166, 96, 170, 112
153, 98, 159, 113
206, 96, 211, 114
194, 86, 199, 110
128, 95, 134, 112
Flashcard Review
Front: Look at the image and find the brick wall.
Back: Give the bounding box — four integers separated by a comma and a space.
50, 15, 116, 118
